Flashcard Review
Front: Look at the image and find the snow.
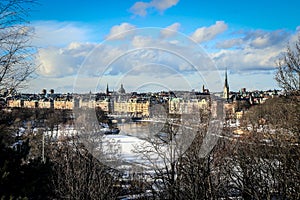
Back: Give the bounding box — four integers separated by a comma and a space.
42, 126, 167, 169
42, 122, 202, 171
104, 134, 143, 162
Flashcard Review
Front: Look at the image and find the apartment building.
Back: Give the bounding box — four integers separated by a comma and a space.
169, 98, 209, 114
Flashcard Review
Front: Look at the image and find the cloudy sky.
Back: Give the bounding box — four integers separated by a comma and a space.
27, 0, 300, 93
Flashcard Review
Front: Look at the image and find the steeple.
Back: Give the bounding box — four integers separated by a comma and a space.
106, 83, 109, 95
223, 68, 229, 100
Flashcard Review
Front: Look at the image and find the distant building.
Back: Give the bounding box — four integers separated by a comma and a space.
7, 99, 23, 108
23, 100, 38, 108
80, 99, 96, 109
106, 84, 111, 96
235, 110, 244, 119
114, 97, 150, 117
95, 98, 113, 113
54, 100, 74, 110
118, 84, 126, 94
240, 88, 246, 94
169, 97, 208, 114
38, 100, 53, 109
223, 69, 230, 100
114, 101, 128, 114
202, 85, 210, 94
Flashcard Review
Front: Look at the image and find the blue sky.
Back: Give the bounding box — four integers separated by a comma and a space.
27, 0, 300, 93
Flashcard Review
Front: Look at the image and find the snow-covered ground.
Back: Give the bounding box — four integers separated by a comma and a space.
101, 130, 185, 170
42, 125, 172, 170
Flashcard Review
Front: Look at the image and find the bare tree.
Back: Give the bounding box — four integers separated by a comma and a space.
275, 35, 300, 94
0, 0, 36, 92
221, 97, 300, 199
131, 101, 224, 199
47, 110, 122, 200
48, 138, 120, 200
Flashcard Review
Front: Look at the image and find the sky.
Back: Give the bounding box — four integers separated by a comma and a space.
26, 0, 300, 93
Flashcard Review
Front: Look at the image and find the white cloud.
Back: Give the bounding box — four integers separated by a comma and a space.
31, 21, 300, 93
32, 21, 93, 47
131, 35, 154, 48
160, 22, 181, 38
191, 21, 228, 43
36, 28, 216, 80
106, 23, 136, 40
216, 38, 243, 49
129, 2, 149, 16
151, 0, 179, 11
212, 46, 281, 72
36, 42, 98, 77
37, 46, 83, 77
130, 0, 179, 16
246, 30, 289, 49
289, 27, 300, 45
212, 29, 292, 73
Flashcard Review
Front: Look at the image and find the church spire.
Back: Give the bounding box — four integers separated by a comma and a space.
106, 83, 109, 95
223, 68, 229, 100
224, 68, 229, 88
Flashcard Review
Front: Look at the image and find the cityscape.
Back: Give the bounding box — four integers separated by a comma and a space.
0, 0, 299, 199
2, 70, 281, 123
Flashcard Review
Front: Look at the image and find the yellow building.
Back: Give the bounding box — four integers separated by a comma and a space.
38, 101, 53, 109
128, 101, 150, 117
114, 99, 150, 117
235, 110, 244, 119
79, 100, 96, 108
54, 100, 74, 110
95, 99, 112, 113
23, 100, 38, 108
224, 102, 235, 116
169, 98, 208, 114
141, 102, 150, 117
198, 98, 209, 109
113, 101, 128, 114
7, 99, 23, 108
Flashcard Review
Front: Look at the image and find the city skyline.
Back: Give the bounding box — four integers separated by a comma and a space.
25, 0, 300, 93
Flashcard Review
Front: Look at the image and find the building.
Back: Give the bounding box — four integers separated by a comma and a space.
23, 100, 38, 108
80, 99, 96, 109
113, 97, 150, 117
106, 84, 111, 96
235, 110, 244, 119
7, 99, 23, 108
113, 101, 128, 114
118, 84, 126, 94
54, 100, 74, 110
95, 98, 113, 113
38, 100, 53, 109
202, 85, 210, 94
127, 97, 149, 117
169, 97, 208, 114
223, 69, 230, 100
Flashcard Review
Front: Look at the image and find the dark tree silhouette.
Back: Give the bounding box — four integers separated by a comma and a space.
275, 36, 300, 94
0, 0, 37, 92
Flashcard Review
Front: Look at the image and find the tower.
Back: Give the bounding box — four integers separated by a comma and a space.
106, 83, 109, 96
223, 69, 229, 100
118, 84, 125, 94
